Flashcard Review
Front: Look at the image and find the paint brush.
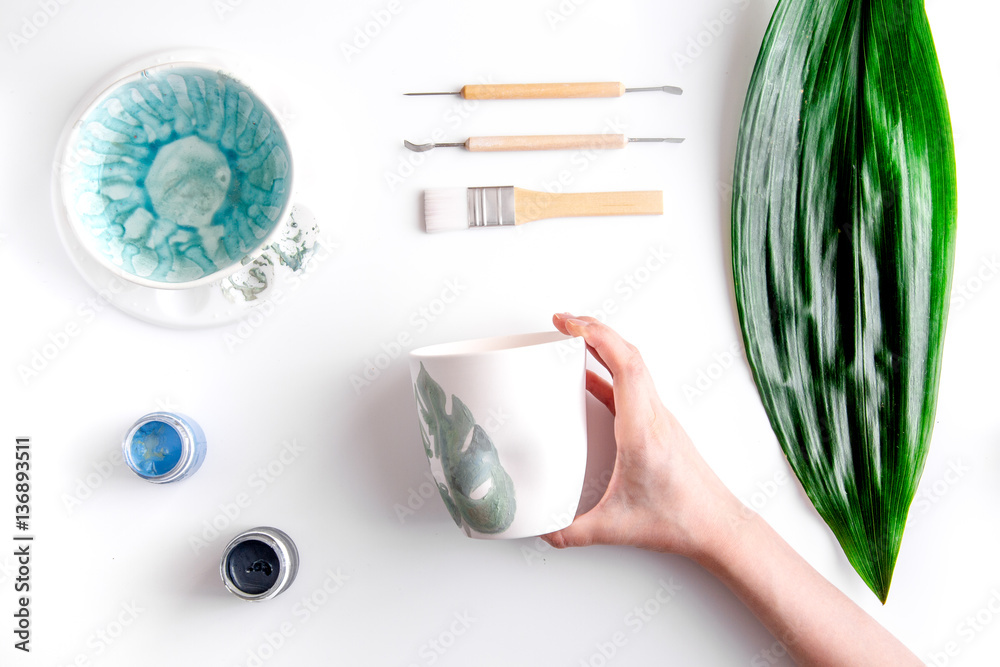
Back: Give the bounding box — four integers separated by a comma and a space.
424, 186, 663, 233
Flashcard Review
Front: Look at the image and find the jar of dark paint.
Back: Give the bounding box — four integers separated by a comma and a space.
221, 527, 299, 601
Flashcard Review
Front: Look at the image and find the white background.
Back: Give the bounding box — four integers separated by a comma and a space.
2, 0, 997, 665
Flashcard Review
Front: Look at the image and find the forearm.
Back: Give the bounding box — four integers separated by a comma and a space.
687, 493, 920, 666
546, 314, 918, 664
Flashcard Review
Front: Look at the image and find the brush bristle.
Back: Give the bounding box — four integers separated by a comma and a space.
424, 188, 469, 233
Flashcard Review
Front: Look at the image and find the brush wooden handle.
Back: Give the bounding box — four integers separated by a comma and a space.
460, 82, 625, 100
466, 134, 628, 152
513, 188, 663, 224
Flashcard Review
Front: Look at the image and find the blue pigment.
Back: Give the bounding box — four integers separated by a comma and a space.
128, 420, 183, 477
67, 66, 292, 284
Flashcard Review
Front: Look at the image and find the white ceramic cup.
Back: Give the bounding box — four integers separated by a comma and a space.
409, 332, 587, 539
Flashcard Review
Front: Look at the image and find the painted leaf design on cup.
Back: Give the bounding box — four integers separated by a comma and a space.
414, 363, 516, 535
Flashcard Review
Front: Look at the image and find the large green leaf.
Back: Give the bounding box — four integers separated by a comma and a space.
732, 0, 956, 602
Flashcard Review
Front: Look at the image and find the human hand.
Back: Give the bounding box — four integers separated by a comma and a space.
543, 315, 922, 665
542, 313, 741, 557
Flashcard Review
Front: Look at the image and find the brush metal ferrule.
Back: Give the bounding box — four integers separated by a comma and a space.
467, 186, 516, 228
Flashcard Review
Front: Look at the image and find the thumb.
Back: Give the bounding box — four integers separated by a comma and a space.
540, 508, 608, 549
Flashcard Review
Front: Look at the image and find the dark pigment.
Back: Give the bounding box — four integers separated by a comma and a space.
226, 540, 281, 595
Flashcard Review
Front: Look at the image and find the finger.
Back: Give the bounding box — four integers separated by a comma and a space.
552, 312, 574, 336
541, 516, 593, 549
585, 342, 612, 376
564, 319, 652, 407
554, 314, 614, 375
554, 314, 612, 374
541, 505, 617, 549
555, 313, 603, 337
586, 370, 615, 415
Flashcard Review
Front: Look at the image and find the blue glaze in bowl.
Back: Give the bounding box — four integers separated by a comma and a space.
61, 63, 293, 288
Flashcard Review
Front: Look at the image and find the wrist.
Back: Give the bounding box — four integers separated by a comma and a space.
683, 483, 756, 566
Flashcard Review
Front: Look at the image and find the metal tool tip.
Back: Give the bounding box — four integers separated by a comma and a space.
403, 140, 431, 152
625, 85, 684, 95
628, 137, 686, 144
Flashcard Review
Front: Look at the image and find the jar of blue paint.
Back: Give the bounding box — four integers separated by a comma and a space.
122, 412, 207, 483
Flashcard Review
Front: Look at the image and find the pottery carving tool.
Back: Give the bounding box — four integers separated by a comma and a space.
423, 186, 663, 233
404, 134, 684, 153
405, 82, 683, 99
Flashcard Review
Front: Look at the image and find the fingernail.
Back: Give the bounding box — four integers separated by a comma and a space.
556, 312, 573, 320
566, 318, 588, 329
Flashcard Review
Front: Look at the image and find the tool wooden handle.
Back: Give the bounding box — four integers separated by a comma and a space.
460, 82, 625, 100
465, 134, 628, 152
513, 188, 663, 224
